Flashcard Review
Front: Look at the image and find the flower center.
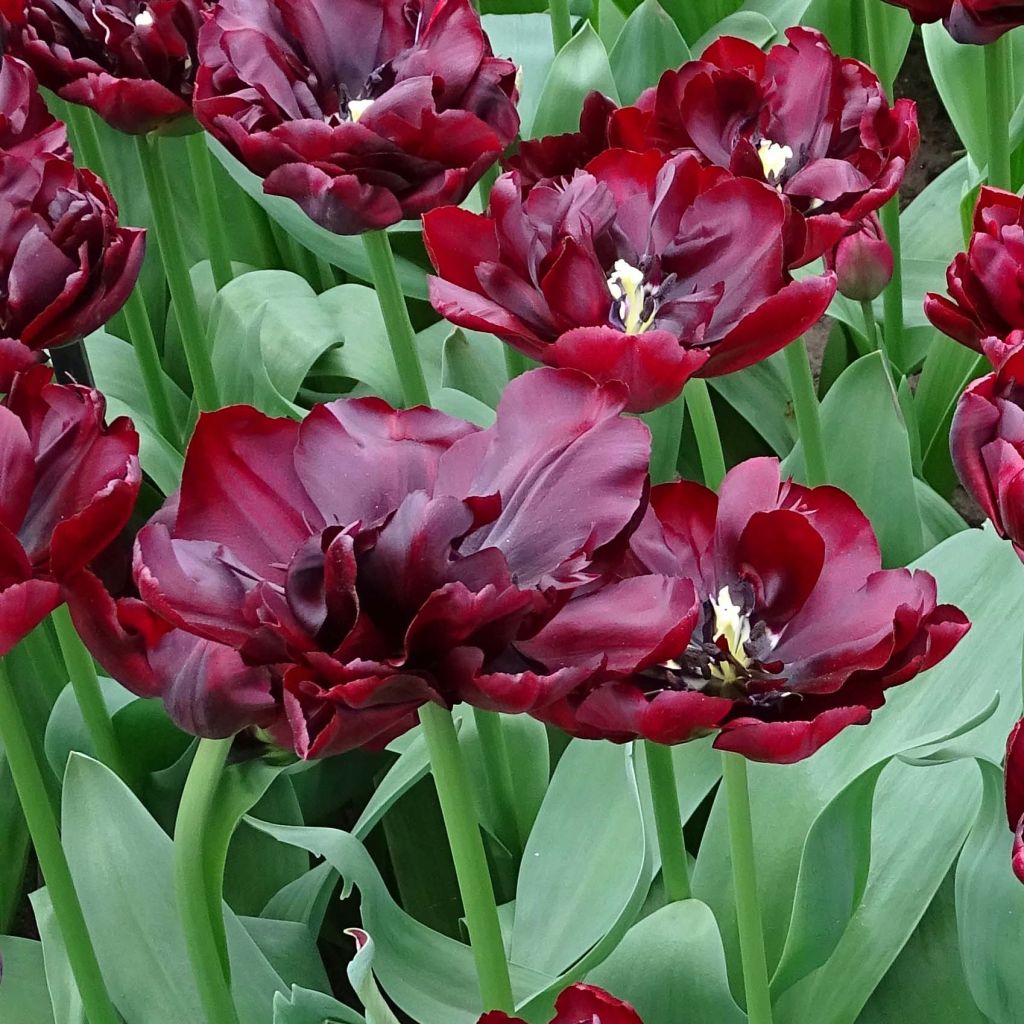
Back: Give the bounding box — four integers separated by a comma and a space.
606, 259, 657, 334
707, 586, 753, 684
134, 7, 154, 27
757, 138, 793, 185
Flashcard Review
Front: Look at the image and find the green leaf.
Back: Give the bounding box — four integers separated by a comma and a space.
44, 678, 136, 781
532, 24, 619, 139
273, 986, 365, 1024
954, 761, 1024, 1024
610, 0, 690, 104
61, 754, 289, 1024
784, 352, 923, 566
915, 479, 968, 550
0, 754, 29, 933
345, 931, 403, 1024
693, 10, 776, 53
262, 862, 338, 933
240, 918, 330, 997
30, 891, 85, 1024
510, 741, 645, 977
801, 0, 911, 87
709, 353, 796, 457
0, 936, 55, 1024
441, 329, 509, 411
207, 138, 429, 300
586, 901, 747, 1024
483, 14, 555, 137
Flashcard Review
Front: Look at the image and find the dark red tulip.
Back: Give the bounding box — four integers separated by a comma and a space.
950, 340, 1024, 559
0, 55, 70, 161
825, 212, 894, 301
0, 150, 145, 387
119, 368, 692, 757
0, 365, 140, 656
425, 150, 835, 413
881, 0, 1024, 43
480, 984, 644, 1024
926, 187, 1024, 359
1007, 719, 1024, 883
610, 28, 918, 266
193, 0, 519, 235
0, 1, 211, 134
528, 458, 969, 763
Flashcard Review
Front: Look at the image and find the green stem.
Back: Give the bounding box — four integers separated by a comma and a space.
643, 742, 691, 901
174, 737, 239, 1024
722, 753, 773, 1024
985, 34, 1014, 191
419, 704, 514, 1013
878, 200, 904, 370
185, 134, 234, 293
549, 0, 572, 52
645, 393, 686, 485
472, 708, 530, 854
65, 107, 179, 446
51, 605, 131, 787
0, 658, 121, 1024
135, 135, 221, 412
859, 299, 880, 352
589, 0, 600, 31
863, 0, 895, 99
783, 340, 829, 487
362, 230, 431, 407
683, 378, 726, 489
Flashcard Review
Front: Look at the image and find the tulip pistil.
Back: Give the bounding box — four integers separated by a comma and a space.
707, 586, 753, 684
607, 259, 658, 334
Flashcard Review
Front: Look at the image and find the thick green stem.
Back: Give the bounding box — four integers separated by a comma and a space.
783, 340, 829, 487
51, 605, 131, 787
985, 34, 1014, 191
722, 753, 773, 1024
683, 378, 726, 489
644, 742, 691, 901
135, 135, 221, 412
863, 0, 895, 98
185, 134, 234, 293
0, 659, 121, 1024
65, 106, 179, 446
549, 0, 572, 51
645, 393, 686, 484
362, 230, 431, 407
419, 704, 514, 1013
472, 708, 530, 855
859, 299, 880, 353
174, 737, 239, 1024
878, 200, 904, 369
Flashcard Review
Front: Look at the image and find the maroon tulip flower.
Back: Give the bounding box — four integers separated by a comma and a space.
950, 340, 1024, 559
117, 368, 695, 757
0, 150, 146, 388
527, 458, 969, 763
0, 55, 71, 161
425, 150, 834, 413
925, 187, 1024, 360
193, 0, 520, 235
1007, 719, 1024, 883
881, 0, 1024, 44
480, 984, 644, 1024
825, 212, 894, 301
0, 1, 211, 134
0, 365, 140, 656
610, 28, 918, 266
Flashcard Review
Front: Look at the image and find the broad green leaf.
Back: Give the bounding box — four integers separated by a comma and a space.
262, 862, 338, 933
246, 820, 551, 1024
273, 986, 364, 1024
241, 918, 330, 997
0, 750, 28, 933
785, 352, 923, 566
693, 10, 776, 53
954, 761, 1024, 1024
510, 741, 645, 976
532, 24, 619, 139
345, 931, 403, 1024
915, 479, 968, 550
483, 14, 555, 136
207, 138, 429, 300
610, 0, 690, 104
61, 754, 289, 1024
29, 891, 84, 1024
441, 329, 509, 411
709, 353, 796, 457
693, 525, 1024, 1024
44, 678, 136, 781
0, 935, 55, 1024
352, 731, 432, 839
587, 901, 747, 1024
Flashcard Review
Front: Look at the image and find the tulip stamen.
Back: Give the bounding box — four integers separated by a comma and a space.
607, 259, 658, 335
756, 138, 794, 187
134, 7, 154, 28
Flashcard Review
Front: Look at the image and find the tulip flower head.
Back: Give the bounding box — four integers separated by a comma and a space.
1007, 719, 1024, 883
528, 458, 969, 763
881, 0, 1024, 44
0, 55, 71, 160
193, 0, 520, 234
426, 150, 835, 414
480, 984, 644, 1024
0, 0, 212, 134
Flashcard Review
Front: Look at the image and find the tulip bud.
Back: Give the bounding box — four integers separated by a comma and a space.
826, 215, 894, 301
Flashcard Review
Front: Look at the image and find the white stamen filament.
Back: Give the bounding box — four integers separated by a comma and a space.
606, 259, 655, 335
708, 586, 752, 684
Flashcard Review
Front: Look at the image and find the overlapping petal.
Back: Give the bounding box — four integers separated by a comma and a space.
882, 0, 1024, 43
480, 983, 644, 1024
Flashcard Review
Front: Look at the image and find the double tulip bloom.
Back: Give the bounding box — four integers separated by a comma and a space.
926, 187, 1024, 363
0, 365, 140, 655
0, 54, 70, 160
193, 0, 520, 234
882, 0, 1024, 44
480, 985, 643, 1024
0, 0, 210, 134
531, 458, 969, 763
1008, 720, 1024, 883
83, 369, 699, 757
425, 151, 836, 413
